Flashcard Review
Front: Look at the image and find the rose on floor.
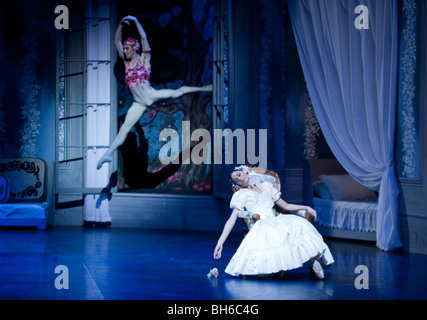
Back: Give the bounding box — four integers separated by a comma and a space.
207, 268, 219, 278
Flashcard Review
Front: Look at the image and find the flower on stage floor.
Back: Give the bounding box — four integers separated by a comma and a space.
207, 268, 219, 278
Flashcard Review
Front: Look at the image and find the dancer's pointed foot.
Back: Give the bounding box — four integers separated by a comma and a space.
310, 259, 325, 280
202, 84, 213, 92
97, 154, 113, 170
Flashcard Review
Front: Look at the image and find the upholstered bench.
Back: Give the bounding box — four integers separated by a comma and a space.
0, 158, 48, 230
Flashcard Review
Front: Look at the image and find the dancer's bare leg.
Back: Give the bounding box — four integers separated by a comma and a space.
171, 84, 212, 98
97, 84, 212, 169
141, 84, 212, 106
97, 102, 147, 169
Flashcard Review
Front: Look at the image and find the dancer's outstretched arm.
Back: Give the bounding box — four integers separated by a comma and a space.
213, 208, 239, 260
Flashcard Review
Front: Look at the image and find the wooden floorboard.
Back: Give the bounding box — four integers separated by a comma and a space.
0, 226, 426, 303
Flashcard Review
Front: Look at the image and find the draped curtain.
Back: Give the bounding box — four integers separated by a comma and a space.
287, 0, 402, 250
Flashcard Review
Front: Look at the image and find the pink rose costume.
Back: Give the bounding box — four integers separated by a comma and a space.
123, 37, 153, 101
125, 58, 152, 90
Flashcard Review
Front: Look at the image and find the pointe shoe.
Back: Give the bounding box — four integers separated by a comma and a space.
318, 252, 331, 269
97, 154, 113, 170
310, 260, 325, 280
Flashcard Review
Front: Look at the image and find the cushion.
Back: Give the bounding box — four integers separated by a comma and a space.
319, 174, 378, 201
312, 180, 332, 200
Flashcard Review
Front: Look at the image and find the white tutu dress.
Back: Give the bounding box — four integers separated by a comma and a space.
225, 180, 334, 276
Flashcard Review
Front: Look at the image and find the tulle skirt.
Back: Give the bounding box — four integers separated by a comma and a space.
225, 214, 334, 276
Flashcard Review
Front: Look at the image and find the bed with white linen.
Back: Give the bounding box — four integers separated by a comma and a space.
0, 158, 48, 230
307, 159, 377, 241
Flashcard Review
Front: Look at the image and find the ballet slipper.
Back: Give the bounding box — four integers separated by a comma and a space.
309, 259, 325, 280
317, 251, 331, 269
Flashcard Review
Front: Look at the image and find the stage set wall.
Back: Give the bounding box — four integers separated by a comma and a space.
0, 0, 426, 254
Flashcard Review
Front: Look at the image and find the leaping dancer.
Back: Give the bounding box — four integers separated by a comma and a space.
97, 15, 212, 170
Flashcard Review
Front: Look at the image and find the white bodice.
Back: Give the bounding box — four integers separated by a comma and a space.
230, 180, 281, 220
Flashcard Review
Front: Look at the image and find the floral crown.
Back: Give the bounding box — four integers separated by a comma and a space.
124, 37, 140, 51
232, 165, 250, 174
230, 165, 250, 190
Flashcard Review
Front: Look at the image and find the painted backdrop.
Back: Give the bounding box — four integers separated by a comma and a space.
116, 0, 213, 194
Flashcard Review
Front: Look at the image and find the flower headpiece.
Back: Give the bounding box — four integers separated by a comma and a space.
230, 165, 250, 190
233, 165, 250, 174
124, 37, 140, 52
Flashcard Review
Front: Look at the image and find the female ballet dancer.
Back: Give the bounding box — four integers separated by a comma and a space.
214, 166, 334, 279
97, 15, 212, 169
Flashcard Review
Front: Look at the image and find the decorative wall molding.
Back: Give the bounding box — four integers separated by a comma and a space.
0, 16, 5, 157
19, 22, 41, 158
57, 33, 66, 163
259, 0, 273, 144
398, 0, 419, 179
303, 85, 320, 159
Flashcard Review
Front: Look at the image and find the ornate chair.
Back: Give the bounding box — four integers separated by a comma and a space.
232, 166, 313, 236
0, 158, 49, 230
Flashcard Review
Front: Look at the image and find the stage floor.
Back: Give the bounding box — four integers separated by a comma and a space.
0, 226, 426, 300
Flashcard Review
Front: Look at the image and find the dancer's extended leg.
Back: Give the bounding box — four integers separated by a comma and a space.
141, 84, 212, 106
97, 102, 147, 169
171, 84, 212, 98
96, 84, 212, 170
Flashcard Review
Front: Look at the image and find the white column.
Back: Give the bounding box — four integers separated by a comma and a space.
84, 1, 112, 224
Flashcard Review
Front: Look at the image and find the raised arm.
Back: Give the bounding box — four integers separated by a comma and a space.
115, 22, 124, 59
213, 208, 239, 259
121, 15, 151, 52
275, 198, 317, 220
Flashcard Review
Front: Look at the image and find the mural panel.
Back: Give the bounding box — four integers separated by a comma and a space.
116, 0, 213, 194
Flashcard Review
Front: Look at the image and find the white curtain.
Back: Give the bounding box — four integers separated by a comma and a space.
287, 0, 402, 250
